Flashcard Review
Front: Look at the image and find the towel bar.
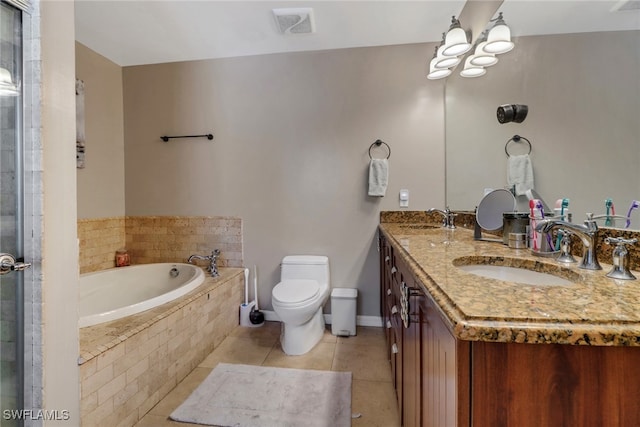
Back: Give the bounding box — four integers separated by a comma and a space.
505, 135, 531, 157
160, 133, 214, 142
369, 139, 391, 159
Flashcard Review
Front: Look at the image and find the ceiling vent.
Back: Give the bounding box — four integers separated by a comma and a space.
272, 8, 315, 34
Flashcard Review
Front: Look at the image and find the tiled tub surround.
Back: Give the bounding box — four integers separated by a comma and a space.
78, 216, 243, 273
379, 212, 640, 347
78, 268, 243, 426
78, 217, 126, 273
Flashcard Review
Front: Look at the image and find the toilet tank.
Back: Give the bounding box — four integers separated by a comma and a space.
281, 255, 330, 285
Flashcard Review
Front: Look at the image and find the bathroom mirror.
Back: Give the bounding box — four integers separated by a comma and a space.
445, 2, 640, 230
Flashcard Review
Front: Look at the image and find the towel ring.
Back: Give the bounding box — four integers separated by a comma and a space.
369, 139, 391, 159
505, 135, 531, 157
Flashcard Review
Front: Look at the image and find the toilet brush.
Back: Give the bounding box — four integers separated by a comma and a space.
240, 268, 257, 327
249, 265, 265, 326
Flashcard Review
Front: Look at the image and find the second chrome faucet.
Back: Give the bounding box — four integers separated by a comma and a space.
536, 214, 600, 270
428, 207, 457, 229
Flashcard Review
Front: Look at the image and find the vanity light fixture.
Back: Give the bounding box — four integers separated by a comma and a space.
427, 55, 452, 80
469, 31, 499, 67
0, 68, 19, 97
483, 12, 515, 54
433, 38, 461, 69
460, 57, 486, 78
442, 16, 471, 57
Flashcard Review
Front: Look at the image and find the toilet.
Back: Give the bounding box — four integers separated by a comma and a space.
271, 255, 330, 355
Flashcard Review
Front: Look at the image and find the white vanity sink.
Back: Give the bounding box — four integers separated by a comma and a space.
456, 263, 576, 286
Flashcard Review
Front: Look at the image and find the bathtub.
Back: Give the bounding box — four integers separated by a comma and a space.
79, 263, 205, 327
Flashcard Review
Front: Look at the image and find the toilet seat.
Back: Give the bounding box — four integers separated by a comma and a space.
272, 279, 320, 306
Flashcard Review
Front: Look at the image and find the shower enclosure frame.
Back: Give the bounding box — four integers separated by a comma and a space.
0, 0, 41, 425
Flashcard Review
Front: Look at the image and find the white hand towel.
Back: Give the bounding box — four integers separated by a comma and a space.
368, 159, 389, 197
507, 154, 534, 196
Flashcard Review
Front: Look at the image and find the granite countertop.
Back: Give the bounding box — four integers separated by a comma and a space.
380, 222, 640, 347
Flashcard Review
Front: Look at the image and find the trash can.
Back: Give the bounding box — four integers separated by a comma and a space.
331, 288, 358, 336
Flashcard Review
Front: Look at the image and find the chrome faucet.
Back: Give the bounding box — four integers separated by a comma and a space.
604, 237, 637, 280
428, 207, 457, 229
188, 249, 220, 277
535, 214, 601, 270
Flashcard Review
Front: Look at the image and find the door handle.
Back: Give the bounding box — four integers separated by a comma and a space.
0, 253, 31, 275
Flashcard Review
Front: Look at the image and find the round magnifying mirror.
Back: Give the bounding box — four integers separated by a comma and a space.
476, 189, 517, 231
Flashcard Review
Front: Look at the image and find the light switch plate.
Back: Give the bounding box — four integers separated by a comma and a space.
399, 189, 409, 208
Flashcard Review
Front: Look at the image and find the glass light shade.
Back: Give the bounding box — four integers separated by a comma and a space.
0, 68, 19, 97
460, 57, 486, 78
469, 42, 498, 67
483, 23, 514, 54
434, 45, 461, 69
427, 58, 452, 80
442, 27, 471, 57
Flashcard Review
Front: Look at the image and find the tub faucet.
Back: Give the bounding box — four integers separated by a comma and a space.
535, 214, 601, 270
188, 249, 220, 277
428, 207, 457, 229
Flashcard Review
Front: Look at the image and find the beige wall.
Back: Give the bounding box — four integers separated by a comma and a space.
122, 44, 446, 316
41, 0, 80, 424
75, 42, 125, 219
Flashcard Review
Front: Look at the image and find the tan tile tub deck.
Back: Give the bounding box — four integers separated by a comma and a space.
78, 267, 243, 427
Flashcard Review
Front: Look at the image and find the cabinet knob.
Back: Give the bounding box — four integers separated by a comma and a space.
391, 305, 398, 314
391, 266, 397, 274
385, 255, 390, 263
386, 320, 392, 329
387, 288, 392, 296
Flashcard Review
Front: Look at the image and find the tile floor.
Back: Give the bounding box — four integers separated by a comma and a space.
135, 321, 401, 427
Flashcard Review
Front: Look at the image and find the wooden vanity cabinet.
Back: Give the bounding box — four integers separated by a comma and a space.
419, 292, 470, 427
381, 232, 640, 427
380, 234, 403, 409
379, 233, 469, 427
471, 341, 640, 426
399, 260, 420, 427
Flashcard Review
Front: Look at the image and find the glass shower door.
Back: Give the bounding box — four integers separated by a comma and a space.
0, 2, 29, 426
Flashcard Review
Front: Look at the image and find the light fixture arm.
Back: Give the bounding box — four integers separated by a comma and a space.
448, 16, 462, 30
489, 12, 506, 26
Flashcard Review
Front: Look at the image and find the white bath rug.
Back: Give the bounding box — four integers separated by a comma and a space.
169, 363, 352, 427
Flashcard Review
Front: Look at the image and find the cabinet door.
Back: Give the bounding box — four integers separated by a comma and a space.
380, 235, 393, 350
471, 341, 640, 427
421, 296, 458, 427
402, 282, 423, 427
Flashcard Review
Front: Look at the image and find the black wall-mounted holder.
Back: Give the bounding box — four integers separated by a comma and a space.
497, 104, 528, 124
160, 133, 214, 142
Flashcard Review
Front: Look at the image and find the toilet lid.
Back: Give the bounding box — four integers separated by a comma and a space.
273, 279, 320, 304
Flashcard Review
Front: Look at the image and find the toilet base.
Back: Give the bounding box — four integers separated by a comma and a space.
280, 308, 325, 356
